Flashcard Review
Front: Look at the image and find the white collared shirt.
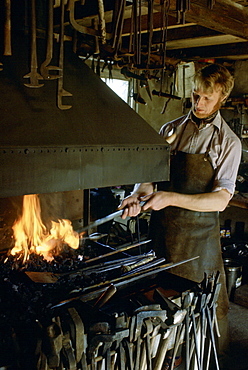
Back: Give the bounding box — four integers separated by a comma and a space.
159, 110, 242, 196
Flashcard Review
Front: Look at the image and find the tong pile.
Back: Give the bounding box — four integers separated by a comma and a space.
180, 271, 222, 370
42, 271, 221, 369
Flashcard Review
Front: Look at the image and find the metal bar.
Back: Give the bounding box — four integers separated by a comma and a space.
77, 201, 146, 233
52, 256, 199, 308
25, 240, 152, 283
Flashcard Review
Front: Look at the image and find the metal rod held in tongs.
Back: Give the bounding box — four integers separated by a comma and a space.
77, 201, 146, 233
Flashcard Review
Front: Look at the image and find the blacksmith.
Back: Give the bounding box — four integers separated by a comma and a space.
119, 63, 242, 369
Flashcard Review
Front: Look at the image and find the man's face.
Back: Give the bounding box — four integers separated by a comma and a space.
191, 84, 226, 119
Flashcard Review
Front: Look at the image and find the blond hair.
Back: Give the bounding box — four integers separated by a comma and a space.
193, 64, 234, 99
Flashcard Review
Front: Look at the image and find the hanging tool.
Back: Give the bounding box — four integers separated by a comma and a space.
159, 0, 168, 88
132, 92, 147, 105
23, 0, 44, 88
111, 0, 126, 59
121, 67, 147, 81
140, 73, 152, 101
97, 0, 106, 44
92, 18, 100, 55
138, 0, 142, 66
160, 72, 177, 113
176, 0, 182, 24
131, 0, 138, 66
68, 0, 99, 37
132, 70, 147, 105
127, 1, 134, 64
4, 0, 12, 56
182, 63, 189, 114
57, 0, 72, 110
208, 0, 215, 10
152, 90, 181, 100
40, 0, 61, 80
176, 0, 190, 24
147, 0, 154, 67
157, 1, 177, 113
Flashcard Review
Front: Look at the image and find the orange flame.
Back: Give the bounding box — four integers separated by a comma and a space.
11, 194, 79, 261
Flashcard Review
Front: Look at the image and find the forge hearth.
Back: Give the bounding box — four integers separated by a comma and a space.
0, 238, 221, 370
0, 193, 222, 369
0, 194, 222, 370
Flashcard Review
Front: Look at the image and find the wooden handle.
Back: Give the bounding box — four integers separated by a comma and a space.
4, 0, 12, 56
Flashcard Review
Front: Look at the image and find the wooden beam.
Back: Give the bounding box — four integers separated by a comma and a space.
166, 35, 247, 49
152, 25, 222, 43
64, 0, 248, 40
73, 5, 196, 37
123, 24, 246, 48
166, 41, 248, 60
154, 0, 248, 39
121, 11, 196, 35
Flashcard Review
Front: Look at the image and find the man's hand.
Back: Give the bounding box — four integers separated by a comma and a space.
118, 195, 143, 219
118, 182, 154, 219
141, 191, 175, 211
118, 191, 173, 219
118, 187, 230, 219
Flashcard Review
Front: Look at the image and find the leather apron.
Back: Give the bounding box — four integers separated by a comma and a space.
150, 125, 229, 320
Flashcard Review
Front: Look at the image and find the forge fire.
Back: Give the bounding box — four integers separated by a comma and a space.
10, 194, 80, 262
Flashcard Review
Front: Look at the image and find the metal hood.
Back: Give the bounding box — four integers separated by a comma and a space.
0, 36, 170, 197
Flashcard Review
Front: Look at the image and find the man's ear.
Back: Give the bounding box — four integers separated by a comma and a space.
220, 95, 228, 106
221, 95, 228, 103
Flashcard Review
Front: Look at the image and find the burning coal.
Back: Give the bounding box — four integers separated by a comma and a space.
10, 194, 79, 262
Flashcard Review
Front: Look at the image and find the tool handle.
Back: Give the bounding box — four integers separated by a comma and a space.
4, 0, 12, 56
93, 284, 117, 310
152, 90, 181, 100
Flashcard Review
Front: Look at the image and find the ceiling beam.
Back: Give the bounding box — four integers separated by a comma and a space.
122, 24, 246, 50
152, 25, 222, 43
153, 0, 248, 39
120, 11, 196, 36
166, 41, 248, 60
73, 0, 248, 40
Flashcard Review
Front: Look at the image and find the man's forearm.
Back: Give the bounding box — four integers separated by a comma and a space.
170, 189, 230, 212
142, 188, 231, 213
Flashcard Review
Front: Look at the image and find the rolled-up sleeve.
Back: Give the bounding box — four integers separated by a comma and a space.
212, 127, 242, 197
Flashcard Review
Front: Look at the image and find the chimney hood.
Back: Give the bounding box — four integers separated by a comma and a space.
0, 36, 170, 198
